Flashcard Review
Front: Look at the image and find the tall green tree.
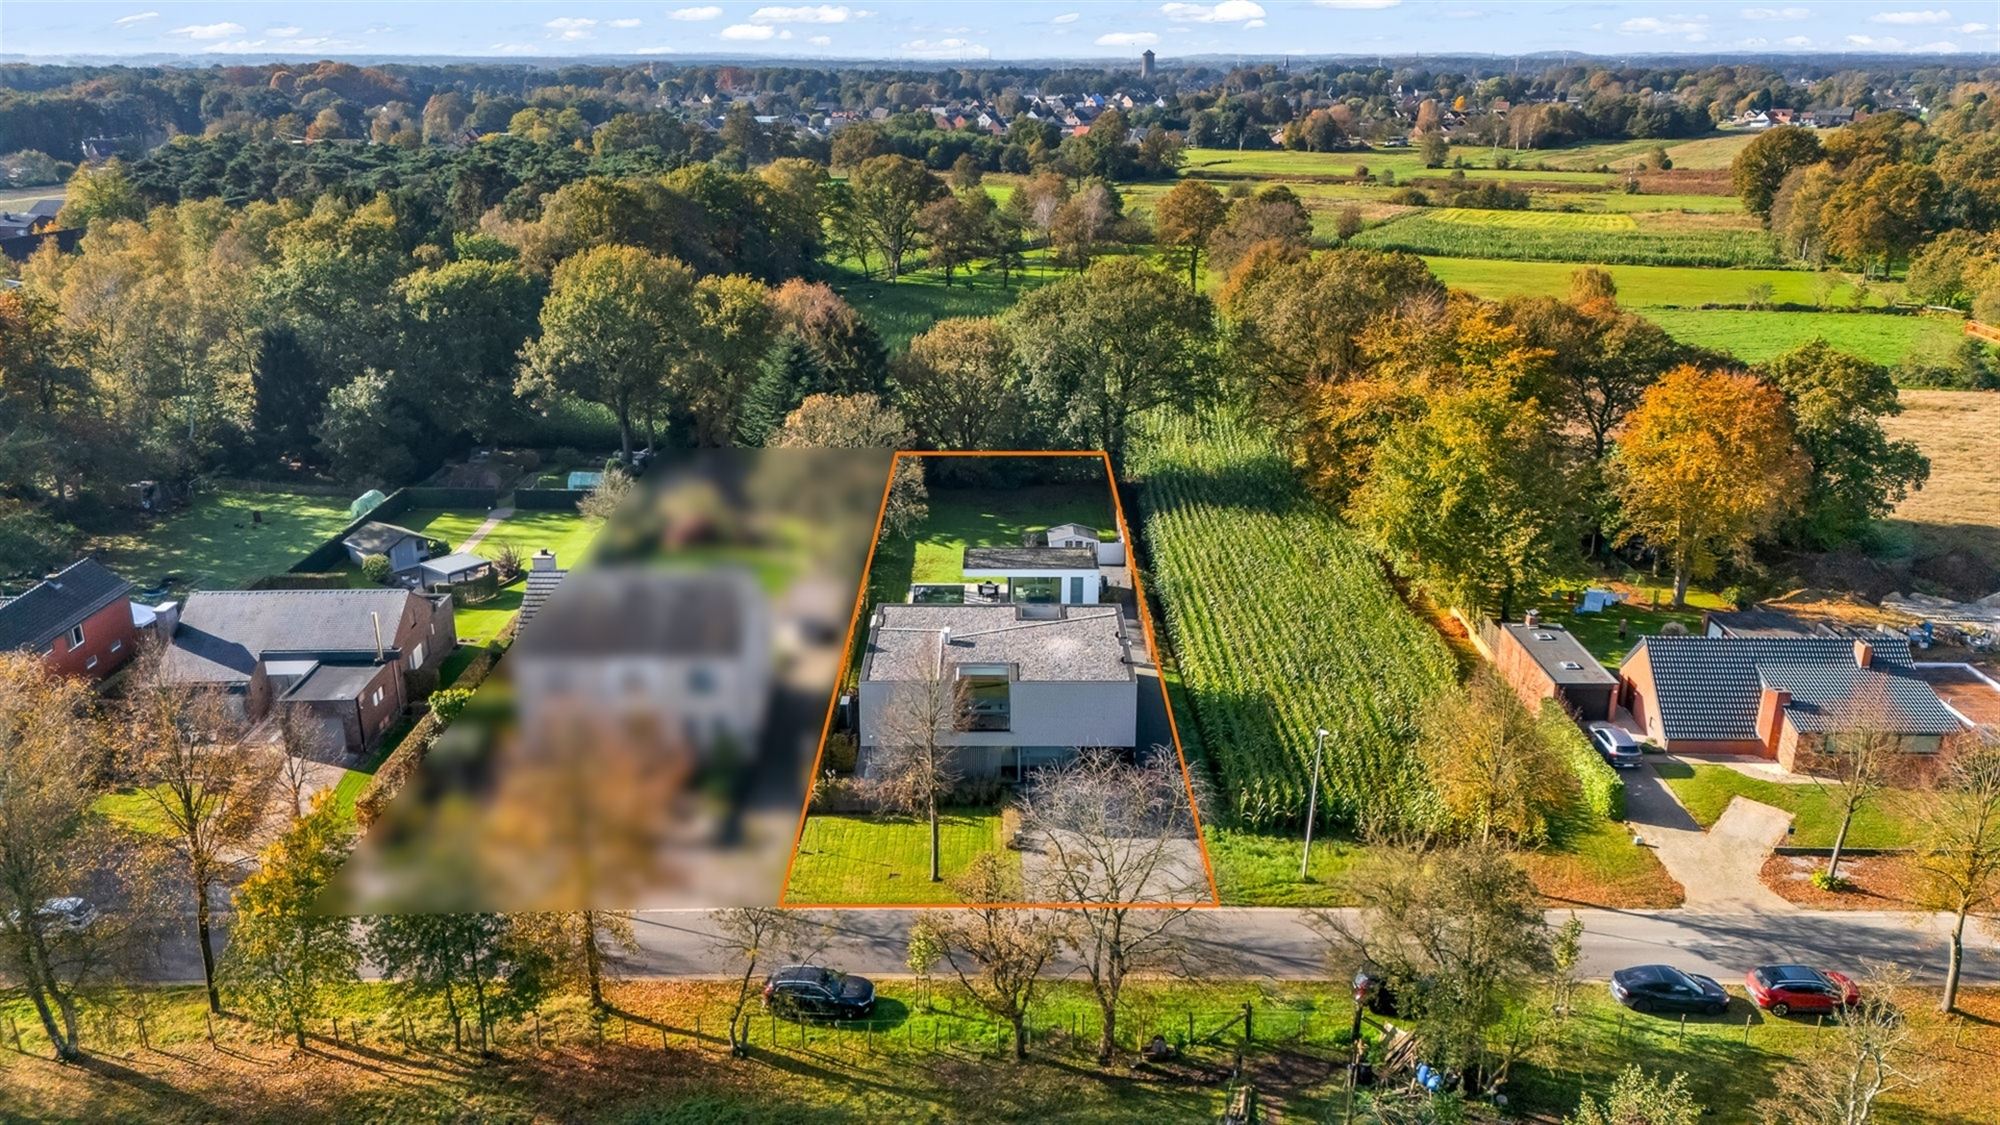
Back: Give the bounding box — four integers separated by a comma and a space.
397, 257, 544, 445
517, 244, 698, 465
1731, 126, 1824, 219
848, 154, 946, 281
1153, 179, 1229, 288
220, 796, 363, 1050
1760, 341, 1929, 547
1351, 386, 1578, 622
366, 912, 551, 1054
893, 317, 1021, 450
1008, 258, 1215, 464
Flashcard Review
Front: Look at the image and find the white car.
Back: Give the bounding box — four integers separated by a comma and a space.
1587, 722, 1645, 769
2, 897, 100, 934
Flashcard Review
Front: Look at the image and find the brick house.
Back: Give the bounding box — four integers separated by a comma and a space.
1617, 635, 1964, 769
161, 588, 455, 753
1487, 620, 1617, 721
0, 558, 139, 681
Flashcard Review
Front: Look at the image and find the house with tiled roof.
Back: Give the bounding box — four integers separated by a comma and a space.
0, 559, 139, 681
1618, 634, 1965, 769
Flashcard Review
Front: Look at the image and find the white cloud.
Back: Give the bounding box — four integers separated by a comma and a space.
1315, 0, 1401, 8
1052, 12, 1081, 23
1917, 39, 1959, 50
1783, 34, 1813, 45
1741, 36, 1769, 46
171, 21, 246, 39
1620, 15, 1709, 37
1096, 31, 1160, 45
1245, 17, 1266, 27
489, 42, 538, 54
1161, 1, 1266, 24
546, 17, 595, 29
1739, 6, 1808, 19
1959, 21, 1989, 32
266, 25, 303, 36
809, 34, 832, 45
720, 23, 776, 39
635, 45, 678, 53
1846, 33, 1905, 46
750, 4, 854, 23
1869, 9, 1951, 24
609, 18, 642, 28
902, 37, 991, 58
669, 6, 723, 19
113, 11, 159, 26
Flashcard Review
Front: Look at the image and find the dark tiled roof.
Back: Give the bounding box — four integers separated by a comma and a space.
1501, 623, 1616, 686
1757, 663, 1964, 736
163, 589, 416, 683
963, 546, 1097, 571
1704, 610, 1816, 637
1626, 635, 1929, 742
0, 559, 133, 652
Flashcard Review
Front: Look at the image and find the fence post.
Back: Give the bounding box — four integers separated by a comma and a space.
1243, 1002, 1253, 1045
662, 1026, 670, 1052
1187, 1010, 1194, 1047
1743, 1013, 1752, 1044
1678, 1013, 1686, 1043
206, 1010, 216, 1047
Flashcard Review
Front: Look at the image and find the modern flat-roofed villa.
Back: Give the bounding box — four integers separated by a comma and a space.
858, 602, 1137, 780
959, 546, 1102, 605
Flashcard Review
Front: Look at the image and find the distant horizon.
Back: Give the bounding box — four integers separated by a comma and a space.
3, 1, 1996, 65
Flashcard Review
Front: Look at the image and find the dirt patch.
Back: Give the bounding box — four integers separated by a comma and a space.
1760, 852, 1918, 909
1913, 664, 2000, 727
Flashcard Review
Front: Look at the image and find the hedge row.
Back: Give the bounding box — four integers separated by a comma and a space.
354, 640, 506, 829
1538, 699, 1625, 820
246, 572, 354, 590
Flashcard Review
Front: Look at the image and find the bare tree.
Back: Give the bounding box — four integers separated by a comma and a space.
1308, 842, 1550, 1092
1760, 964, 1933, 1125
711, 907, 827, 1056
0, 654, 157, 1060
1017, 747, 1209, 1062
273, 704, 329, 821
1906, 728, 2000, 1013
1798, 683, 1918, 884
872, 667, 967, 883
937, 852, 1062, 1061
126, 642, 279, 1014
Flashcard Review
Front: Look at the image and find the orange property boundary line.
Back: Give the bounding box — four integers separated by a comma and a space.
776, 449, 1222, 910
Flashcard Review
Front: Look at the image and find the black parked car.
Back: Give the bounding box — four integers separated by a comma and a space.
762, 965, 876, 1019
1609, 964, 1729, 1015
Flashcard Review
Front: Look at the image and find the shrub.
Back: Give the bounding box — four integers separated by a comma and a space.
1385, 187, 1430, 207
359, 553, 392, 584
1809, 869, 1854, 893
429, 687, 473, 724
822, 732, 859, 773
1539, 700, 1625, 820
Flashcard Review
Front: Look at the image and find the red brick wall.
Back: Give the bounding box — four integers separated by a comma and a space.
41, 597, 137, 681
1492, 627, 1560, 711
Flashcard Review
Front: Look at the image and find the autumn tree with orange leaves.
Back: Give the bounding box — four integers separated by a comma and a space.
1611, 366, 1806, 606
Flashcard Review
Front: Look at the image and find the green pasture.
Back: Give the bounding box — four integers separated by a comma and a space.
1423, 257, 1892, 308
1352, 208, 1782, 267
1646, 309, 1962, 366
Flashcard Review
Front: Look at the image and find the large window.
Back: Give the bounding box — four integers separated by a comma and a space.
957, 663, 1011, 732
1010, 576, 1059, 604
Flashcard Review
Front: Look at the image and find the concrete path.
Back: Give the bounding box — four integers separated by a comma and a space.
455, 507, 515, 552
1623, 761, 1795, 912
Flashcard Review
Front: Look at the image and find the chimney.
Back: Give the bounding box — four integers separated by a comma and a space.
154, 600, 180, 639
1524, 608, 1540, 628
1755, 686, 1791, 754
1853, 639, 1873, 668
371, 611, 385, 662
531, 549, 558, 572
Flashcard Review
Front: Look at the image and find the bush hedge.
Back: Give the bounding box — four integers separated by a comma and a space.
1539, 699, 1624, 820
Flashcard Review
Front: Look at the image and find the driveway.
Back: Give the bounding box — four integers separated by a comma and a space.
1624, 759, 1795, 912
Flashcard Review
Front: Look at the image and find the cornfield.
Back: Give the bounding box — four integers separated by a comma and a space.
1133, 413, 1458, 830
1349, 210, 1784, 269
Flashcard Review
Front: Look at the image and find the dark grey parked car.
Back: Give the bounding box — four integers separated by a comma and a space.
762, 965, 876, 1019
1610, 964, 1729, 1015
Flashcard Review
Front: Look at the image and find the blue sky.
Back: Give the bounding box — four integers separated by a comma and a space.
3, 2, 1995, 61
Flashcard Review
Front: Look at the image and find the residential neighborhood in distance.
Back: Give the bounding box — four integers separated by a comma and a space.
3, 3, 2000, 1121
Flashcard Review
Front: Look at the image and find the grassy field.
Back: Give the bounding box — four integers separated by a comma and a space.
90, 489, 358, 591
905, 485, 1114, 585
1656, 761, 1918, 849
1879, 389, 2000, 568
4, 974, 1990, 1124
782, 807, 1017, 904
1352, 208, 1782, 267
1527, 580, 1733, 667
832, 266, 1054, 352
1645, 309, 1962, 366
1423, 257, 1890, 308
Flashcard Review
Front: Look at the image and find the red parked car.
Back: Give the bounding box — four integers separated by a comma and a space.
1744, 965, 1859, 1016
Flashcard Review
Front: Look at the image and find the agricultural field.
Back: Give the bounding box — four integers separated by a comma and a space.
1133, 411, 1458, 829
1350, 207, 1782, 268
1423, 257, 1891, 308
1644, 309, 1963, 366
1879, 389, 2000, 569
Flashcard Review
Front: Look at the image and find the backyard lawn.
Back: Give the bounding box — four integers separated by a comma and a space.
784, 807, 1018, 905
90, 489, 358, 591
902, 484, 1117, 586
1526, 580, 1732, 667
1655, 760, 1919, 849
388, 508, 602, 644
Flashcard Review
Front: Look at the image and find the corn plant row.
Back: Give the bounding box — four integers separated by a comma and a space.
1133, 413, 1457, 831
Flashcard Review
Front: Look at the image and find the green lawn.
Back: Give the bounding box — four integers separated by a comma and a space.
90, 489, 358, 590
905, 485, 1116, 586
1203, 827, 1370, 907
391, 508, 600, 645
1423, 257, 1891, 308
1526, 581, 1731, 667
832, 266, 1053, 353
1644, 308, 1961, 367
92, 786, 181, 837
784, 807, 1018, 904
1655, 761, 1919, 849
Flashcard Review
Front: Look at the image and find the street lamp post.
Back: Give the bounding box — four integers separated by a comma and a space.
1301, 727, 1329, 881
